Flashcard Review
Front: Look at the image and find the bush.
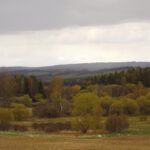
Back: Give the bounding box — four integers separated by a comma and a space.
12, 124, 28, 132
109, 101, 124, 115
13, 104, 32, 121
33, 103, 49, 118
34, 94, 45, 103
32, 122, 71, 133
105, 115, 129, 133
14, 95, 32, 107
122, 98, 139, 115
139, 115, 147, 121
33, 102, 60, 118
137, 96, 150, 115
72, 116, 97, 133
0, 108, 13, 131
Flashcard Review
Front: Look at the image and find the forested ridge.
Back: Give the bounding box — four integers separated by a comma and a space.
1, 62, 150, 82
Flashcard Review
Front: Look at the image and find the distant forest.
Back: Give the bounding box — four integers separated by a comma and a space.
66, 67, 150, 87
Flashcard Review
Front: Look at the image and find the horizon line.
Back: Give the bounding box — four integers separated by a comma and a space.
0, 61, 150, 68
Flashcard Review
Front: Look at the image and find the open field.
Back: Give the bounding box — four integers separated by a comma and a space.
0, 134, 150, 150
0, 116, 150, 150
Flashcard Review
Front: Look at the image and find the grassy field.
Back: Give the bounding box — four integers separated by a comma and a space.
0, 116, 149, 150
0, 134, 150, 150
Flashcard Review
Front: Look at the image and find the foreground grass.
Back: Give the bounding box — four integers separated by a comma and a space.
0, 116, 148, 150
0, 134, 150, 150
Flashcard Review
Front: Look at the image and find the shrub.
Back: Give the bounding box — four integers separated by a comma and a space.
33, 102, 61, 118
105, 115, 129, 133
14, 95, 32, 107
122, 98, 139, 115
12, 124, 28, 132
34, 94, 44, 101
72, 116, 102, 133
33, 103, 49, 118
109, 101, 124, 115
13, 104, 32, 121
139, 115, 147, 121
137, 96, 150, 115
0, 108, 13, 131
18, 95, 32, 107
32, 122, 71, 133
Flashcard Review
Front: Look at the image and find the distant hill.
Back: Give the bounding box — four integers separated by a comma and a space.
0, 62, 150, 82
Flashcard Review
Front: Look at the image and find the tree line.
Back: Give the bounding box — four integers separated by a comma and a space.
86, 67, 150, 87
0, 68, 150, 133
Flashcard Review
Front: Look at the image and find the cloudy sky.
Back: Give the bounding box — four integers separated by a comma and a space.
0, 0, 150, 66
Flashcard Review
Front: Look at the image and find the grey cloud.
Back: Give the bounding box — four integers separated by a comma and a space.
0, 0, 150, 33
0, 22, 150, 66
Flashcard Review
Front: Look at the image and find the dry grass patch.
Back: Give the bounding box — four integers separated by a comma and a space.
0, 134, 150, 150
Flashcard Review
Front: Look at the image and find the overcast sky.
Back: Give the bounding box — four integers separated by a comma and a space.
0, 0, 150, 66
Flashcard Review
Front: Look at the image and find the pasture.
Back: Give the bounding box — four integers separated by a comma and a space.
0, 134, 150, 150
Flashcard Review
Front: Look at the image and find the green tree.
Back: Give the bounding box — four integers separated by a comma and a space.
72, 92, 102, 133
49, 77, 64, 117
